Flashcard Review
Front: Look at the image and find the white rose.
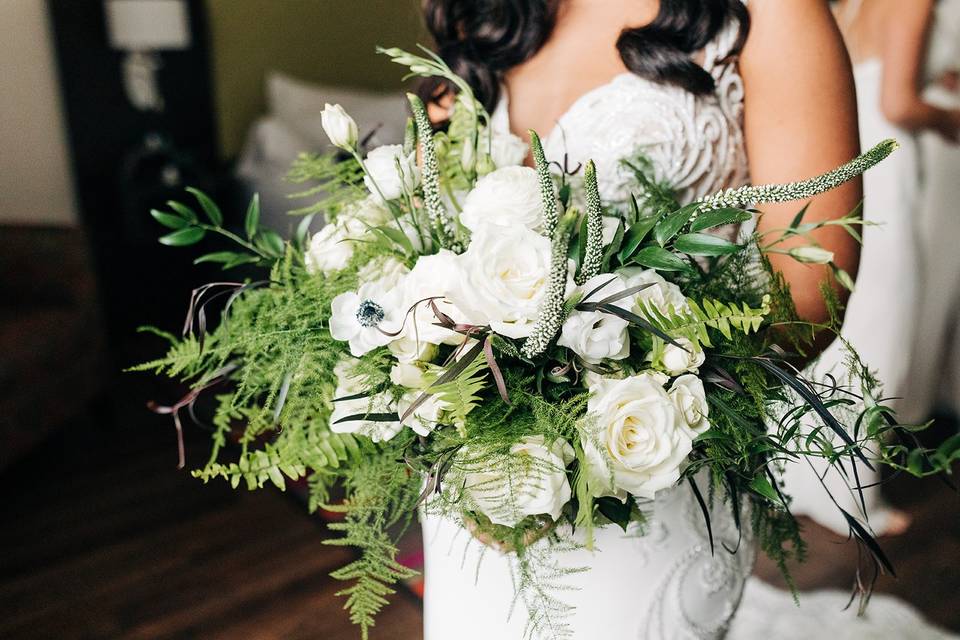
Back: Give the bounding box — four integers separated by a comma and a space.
459, 166, 543, 232
403, 249, 465, 346
321, 103, 358, 151
557, 274, 630, 364
618, 267, 689, 317
464, 435, 575, 527
329, 273, 407, 357
584, 372, 693, 500
669, 374, 711, 439
304, 217, 366, 275
449, 224, 570, 339
363, 144, 420, 202
479, 128, 528, 168
660, 338, 706, 375
330, 360, 402, 442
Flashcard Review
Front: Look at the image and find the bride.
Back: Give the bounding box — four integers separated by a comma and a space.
418, 1, 869, 638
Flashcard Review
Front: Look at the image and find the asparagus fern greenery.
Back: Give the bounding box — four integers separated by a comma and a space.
134, 46, 958, 640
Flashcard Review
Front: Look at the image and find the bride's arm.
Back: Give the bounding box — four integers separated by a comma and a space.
740, 0, 862, 345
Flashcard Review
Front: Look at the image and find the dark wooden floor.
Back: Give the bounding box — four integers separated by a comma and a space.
0, 381, 423, 640
1, 377, 957, 639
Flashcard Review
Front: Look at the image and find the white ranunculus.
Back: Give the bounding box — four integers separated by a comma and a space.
459, 166, 543, 232
403, 249, 465, 346
390, 361, 429, 389
557, 274, 630, 364
389, 335, 438, 365
321, 103, 358, 151
669, 374, 711, 439
584, 372, 693, 500
330, 360, 402, 442
363, 144, 420, 202
479, 128, 528, 168
329, 274, 407, 357
618, 267, 689, 317
660, 338, 706, 375
304, 217, 366, 275
397, 391, 446, 437
448, 224, 567, 339
341, 196, 392, 227
465, 435, 575, 527
357, 256, 410, 288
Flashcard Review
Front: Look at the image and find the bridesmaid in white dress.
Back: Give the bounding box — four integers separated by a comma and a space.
904, 0, 960, 423
785, 0, 960, 538
419, 1, 865, 638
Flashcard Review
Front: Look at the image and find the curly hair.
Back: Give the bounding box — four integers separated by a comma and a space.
420, 0, 750, 112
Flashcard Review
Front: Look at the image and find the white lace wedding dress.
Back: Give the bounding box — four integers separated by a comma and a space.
421, 9, 958, 640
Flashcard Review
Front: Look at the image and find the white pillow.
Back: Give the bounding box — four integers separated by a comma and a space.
266, 71, 408, 151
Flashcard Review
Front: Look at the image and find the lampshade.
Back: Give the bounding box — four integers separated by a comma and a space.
105, 0, 191, 51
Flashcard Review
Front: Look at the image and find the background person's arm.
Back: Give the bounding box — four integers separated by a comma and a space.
880, 0, 960, 141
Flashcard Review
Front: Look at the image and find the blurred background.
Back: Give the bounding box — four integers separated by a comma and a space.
0, 1, 957, 639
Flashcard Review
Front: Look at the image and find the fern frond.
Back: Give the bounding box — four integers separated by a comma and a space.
427, 354, 488, 434
639, 295, 770, 348
192, 429, 370, 490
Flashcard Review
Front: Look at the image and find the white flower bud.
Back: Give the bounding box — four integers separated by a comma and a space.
321, 103, 358, 151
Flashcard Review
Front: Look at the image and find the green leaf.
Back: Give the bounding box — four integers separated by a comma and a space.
749, 474, 781, 503
194, 251, 242, 265
689, 207, 752, 233
244, 193, 260, 239
596, 496, 632, 531
631, 246, 690, 272
187, 187, 223, 226
256, 229, 286, 258
150, 209, 189, 230
601, 217, 625, 271
673, 233, 742, 257
166, 201, 198, 223
222, 254, 260, 269
831, 264, 856, 291
618, 215, 659, 262
293, 213, 315, 252
159, 227, 205, 246
788, 202, 812, 230
370, 224, 414, 254
574, 213, 589, 268
906, 449, 925, 476
653, 203, 699, 246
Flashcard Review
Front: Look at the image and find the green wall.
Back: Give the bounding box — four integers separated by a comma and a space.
205, 0, 426, 159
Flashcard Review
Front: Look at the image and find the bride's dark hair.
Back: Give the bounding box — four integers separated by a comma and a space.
420, 0, 750, 112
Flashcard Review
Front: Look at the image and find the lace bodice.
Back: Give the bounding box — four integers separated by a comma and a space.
491, 16, 750, 207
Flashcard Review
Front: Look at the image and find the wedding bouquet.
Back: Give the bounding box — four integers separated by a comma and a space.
136, 48, 957, 639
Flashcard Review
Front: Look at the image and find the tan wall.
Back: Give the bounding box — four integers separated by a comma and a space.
0, 1, 78, 227
205, 0, 426, 159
